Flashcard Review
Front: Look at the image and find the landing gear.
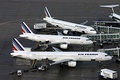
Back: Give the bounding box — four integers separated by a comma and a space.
31, 59, 37, 68
39, 58, 49, 71
60, 63, 64, 67
31, 58, 49, 71
38, 65, 48, 71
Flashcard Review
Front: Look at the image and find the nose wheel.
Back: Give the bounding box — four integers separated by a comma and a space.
31, 58, 49, 71
38, 65, 48, 71
38, 58, 49, 71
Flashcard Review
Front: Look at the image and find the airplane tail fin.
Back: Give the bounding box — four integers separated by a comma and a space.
12, 38, 25, 51
44, 7, 52, 18
100, 4, 119, 13
21, 22, 33, 34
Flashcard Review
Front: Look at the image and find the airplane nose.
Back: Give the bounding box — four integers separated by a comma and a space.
88, 31, 97, 35
92, 31, 97, 34
90, 41, 93, 44
85, 41, 93, 44
107, 56, 112, 60
87, 40, 93, 44
109, 56, 112, 60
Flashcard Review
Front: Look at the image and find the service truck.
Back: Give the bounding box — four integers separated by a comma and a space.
17, 70, 22, 77
100, 68, 117, 79
34, 23, 47, 30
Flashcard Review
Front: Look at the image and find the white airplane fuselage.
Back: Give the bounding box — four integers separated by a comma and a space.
11, 38, 112, 68
11, 51, 112, 61
43, 17, 97, 34
20, 33, 93, 45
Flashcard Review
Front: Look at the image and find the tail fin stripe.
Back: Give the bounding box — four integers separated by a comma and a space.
12, 38, 24, 51
21, 22, 32, 33
44, 8, 48, 17
13, 46, 18, 51
44, 7, 51, 18
22, 27, 26, 33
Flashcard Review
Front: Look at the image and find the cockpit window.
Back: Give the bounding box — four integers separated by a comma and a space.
105, 55, 109, 56
86, 39, 90, 41
90, 29, 95, 31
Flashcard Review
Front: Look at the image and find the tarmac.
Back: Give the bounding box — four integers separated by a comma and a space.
0, 0, 120, 80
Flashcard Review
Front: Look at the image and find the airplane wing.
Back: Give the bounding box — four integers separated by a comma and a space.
80, 20, 88, 25
50, 59, 73, 66
47, 42, 67, 45
50, 26, 72, 31
57, 31, 63, 35
52, 47, 62, 52
39, 42, 68, 50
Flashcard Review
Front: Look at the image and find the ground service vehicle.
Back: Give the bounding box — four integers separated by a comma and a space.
17, 70, 22, 77
34, 23, 47, 30
100, 68, 117, 79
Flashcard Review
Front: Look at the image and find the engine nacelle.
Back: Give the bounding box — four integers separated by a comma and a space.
38, 65, 48, 71
63, 30, 69, 34
109, 15, 113, 19
60, 44, 68, 49
67, 61, 77, 67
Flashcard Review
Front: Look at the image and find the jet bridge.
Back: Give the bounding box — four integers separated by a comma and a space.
92, 25, 120, 34
97, 47, 120, 56
82, 33, 120, 42
94, 21, 120, 27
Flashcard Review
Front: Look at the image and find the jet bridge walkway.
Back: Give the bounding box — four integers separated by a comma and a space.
82, 33, 120, 42
92, 25, 120, 34
97, 47, 120, 56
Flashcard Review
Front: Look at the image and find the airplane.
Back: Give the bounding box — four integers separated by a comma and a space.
19, 22, 93, 49
43, 7, 97, 35
11, 38, 112, 70
100, 4, 120, 22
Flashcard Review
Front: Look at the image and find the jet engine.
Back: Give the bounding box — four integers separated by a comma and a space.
63, 30, 69, 34
67, 61, 77, 67
109, 15, 113, 19
60, 44, 68, 49
38, 65, 48, 71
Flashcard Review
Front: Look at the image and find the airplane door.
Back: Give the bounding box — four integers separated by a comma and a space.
78, 54, 84, 60
97, 55, 102, 61
75, 25, 78, 31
